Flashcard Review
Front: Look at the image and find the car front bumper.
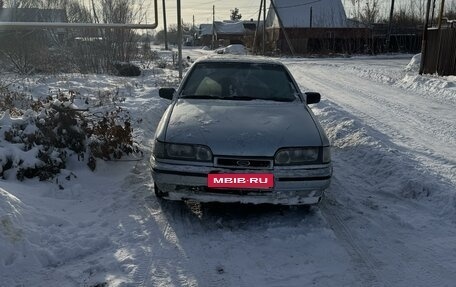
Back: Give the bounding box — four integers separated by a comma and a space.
151, 159, 332, 205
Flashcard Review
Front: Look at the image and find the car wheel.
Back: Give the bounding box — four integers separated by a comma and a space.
154, 183, 167, 198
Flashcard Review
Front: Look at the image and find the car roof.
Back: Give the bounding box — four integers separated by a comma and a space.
194, 55, 284, 66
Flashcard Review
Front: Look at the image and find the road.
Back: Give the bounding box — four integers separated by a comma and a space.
129, 55, 456, 287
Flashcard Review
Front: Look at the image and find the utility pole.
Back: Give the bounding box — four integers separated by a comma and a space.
386, 0, 395, 51
419, 0, 433, 74
162, 0, 168, 50
253, 0, 263, 54
177, 0, 183, 79
262, 0, 266, 55
212, 5, 215, 49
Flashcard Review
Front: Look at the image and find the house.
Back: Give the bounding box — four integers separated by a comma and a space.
265, 0, 370, 54
266, 0, 347, 29
213, 21, 245, 46
198, 21, 247, 47
198, 23, 213, 46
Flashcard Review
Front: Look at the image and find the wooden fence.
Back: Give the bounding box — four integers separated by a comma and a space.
423, 27, 456, 75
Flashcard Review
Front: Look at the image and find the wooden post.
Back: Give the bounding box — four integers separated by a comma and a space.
177, 0, 183, 79
270, 0, 295, 56
211, 5, 215, 50
435, 0, 446, 75
386, 0, 395, 51
431, 0, 437, 26
419, 0, 433, 74
253, 0, 263, 54
310, 6, 313, 28
262, 0, 266, 55
162, 0, 168, 50
437, 0, 446, 29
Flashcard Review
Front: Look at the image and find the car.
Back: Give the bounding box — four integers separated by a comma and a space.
150, 56, 332, 205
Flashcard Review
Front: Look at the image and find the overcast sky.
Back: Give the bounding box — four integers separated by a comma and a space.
132, 0, 456, 30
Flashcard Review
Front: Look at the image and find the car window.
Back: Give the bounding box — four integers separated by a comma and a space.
181, 62, 299, 101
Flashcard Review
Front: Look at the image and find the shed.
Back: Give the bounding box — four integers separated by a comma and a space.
264, 0, 371, 54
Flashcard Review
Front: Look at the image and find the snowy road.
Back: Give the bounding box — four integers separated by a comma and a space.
285, 57, 456, 287
127, 55, 456, 287
2, 53, 456, 287
286, 58, 456, 185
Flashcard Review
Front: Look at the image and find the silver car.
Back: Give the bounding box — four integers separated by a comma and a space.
150, 56, 332, 205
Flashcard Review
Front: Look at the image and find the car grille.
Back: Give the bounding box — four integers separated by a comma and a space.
214, 157, 273, 169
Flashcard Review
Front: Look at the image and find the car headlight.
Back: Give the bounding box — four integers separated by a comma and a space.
275, 147, 328, 165
153, 141, 213, 162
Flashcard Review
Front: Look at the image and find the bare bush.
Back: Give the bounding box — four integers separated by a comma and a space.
0, 0, 149, 74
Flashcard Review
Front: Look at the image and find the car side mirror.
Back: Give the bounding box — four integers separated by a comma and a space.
159, 88, 176, 100
305, 92, 321, 104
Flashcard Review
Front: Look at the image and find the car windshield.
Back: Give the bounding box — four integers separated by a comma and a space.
180, 62, 299, 101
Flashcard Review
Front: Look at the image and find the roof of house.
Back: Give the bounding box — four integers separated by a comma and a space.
214, 21, 245, 35
199, 23, 213, 36
266, 0, 347, 28
0, 8, 67, 22
199, 21, 245, 37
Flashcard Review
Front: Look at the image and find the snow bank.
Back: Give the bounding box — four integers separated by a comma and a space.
313, 101, 456, 220
404, 53, 421, 72
215, 44, 248, 55
315, 55, 456, 105
0, 62, 173, 286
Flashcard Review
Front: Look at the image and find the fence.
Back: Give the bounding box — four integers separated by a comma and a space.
266, 27, 422, 55
423, 27, 456, 75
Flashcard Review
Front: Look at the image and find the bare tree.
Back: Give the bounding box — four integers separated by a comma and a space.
360, 0, 380, 24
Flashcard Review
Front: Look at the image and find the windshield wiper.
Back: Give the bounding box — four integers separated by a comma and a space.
226, 96, 295, 102
180, 95, 254, 101
224, 96, 255, 101
180, 94, 224, 99
267, 97, 295, 102
180, 95, 295, 102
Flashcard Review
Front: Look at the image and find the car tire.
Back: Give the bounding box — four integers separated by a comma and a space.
154, 183, 167, 198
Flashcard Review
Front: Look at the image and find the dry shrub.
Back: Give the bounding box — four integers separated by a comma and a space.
0, 89, 140, 181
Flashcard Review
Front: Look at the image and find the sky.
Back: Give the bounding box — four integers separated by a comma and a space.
145, 0, 451, 30
83, 0, 456, 31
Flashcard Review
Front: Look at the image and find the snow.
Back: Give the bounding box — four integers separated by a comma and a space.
200, 21, 245, 38
1, 49, 456, 286
266, 0, 347, 28
199, 23, 213, 36
214, 21, 245, 35
214, 44, 248, 55
405, 53, 421, 72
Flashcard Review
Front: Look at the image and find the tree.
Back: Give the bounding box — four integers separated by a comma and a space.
0, 0, 4, 8
230, 7, 242, 21
350, 0, 379, 23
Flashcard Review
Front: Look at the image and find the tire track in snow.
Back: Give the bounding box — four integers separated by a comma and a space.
320, 200, 386, 287
321, 192, 456, 287
289, 64, 456, 185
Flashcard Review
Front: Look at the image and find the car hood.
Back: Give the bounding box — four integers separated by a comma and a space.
164, 99, 322, 156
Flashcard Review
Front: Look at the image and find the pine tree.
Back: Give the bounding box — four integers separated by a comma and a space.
230, 8, 242, 21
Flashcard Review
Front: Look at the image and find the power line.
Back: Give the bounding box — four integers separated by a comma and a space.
274, 0, 322, 9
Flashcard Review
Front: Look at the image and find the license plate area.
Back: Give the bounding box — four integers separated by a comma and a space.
208, 173, 274, 189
